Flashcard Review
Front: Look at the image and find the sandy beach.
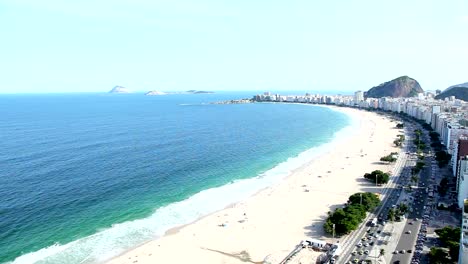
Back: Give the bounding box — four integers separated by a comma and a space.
106, 107, 401, 264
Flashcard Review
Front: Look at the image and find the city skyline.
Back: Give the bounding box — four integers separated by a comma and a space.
1, 0, 467, 93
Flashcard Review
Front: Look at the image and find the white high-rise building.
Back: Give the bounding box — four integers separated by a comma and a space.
458, 157, 468, 208
354, 91, 364, 105
459, 199, 468, 263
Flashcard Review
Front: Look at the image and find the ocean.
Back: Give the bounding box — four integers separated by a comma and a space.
0, 92, 351, 263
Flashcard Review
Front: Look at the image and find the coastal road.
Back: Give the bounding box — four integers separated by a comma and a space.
390, 151, 433, 263
339, 126, 411, 264
341, 154, 413, 264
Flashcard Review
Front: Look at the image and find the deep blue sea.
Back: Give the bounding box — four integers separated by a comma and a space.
0, 92, 350, 263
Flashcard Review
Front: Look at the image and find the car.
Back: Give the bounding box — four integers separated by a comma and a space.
357, 242, 363, 247
358, 250, 364, 255
400, 250, 405, 254
361, 237, 367, 241
406, 230, 412, 234
407, 249, 413, 253
364, 250, 370, 255
364, 242, 369, 247
409, 222, 413, 225
393, 250, 398, 254
352, 259, 359, 264
352, 251, 357, 256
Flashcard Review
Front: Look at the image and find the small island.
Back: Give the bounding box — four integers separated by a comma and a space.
109, 86, 132, 94
186, 90, 214, 94
145, 90, 166, 96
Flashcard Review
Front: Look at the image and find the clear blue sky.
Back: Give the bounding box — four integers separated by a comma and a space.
1, 0, 467, 93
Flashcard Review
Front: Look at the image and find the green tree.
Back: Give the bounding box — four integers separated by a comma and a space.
416, 161, 425, 169
380, 154, 397, 162
434, 226, 461, 262
387, 208, 395, 222
428, 247, 449, 264
435, 151, 452, 167
435, 226, 461, 243
348, 192, 380, 211
324, 192, 380, 236
397, 203, 409, 215
379, 249, 385, 258
447, 241, 460, 261
438, 178, 449, 196
364, 170, 390, 184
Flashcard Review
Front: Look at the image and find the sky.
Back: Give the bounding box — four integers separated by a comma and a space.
0, 0, 467, 93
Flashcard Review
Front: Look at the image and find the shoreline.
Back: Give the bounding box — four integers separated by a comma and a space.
106, 106, 401, 264
102, 104, 357, 263
162, 105, 357, 237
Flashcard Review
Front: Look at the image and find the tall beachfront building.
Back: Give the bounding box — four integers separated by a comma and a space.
354, 91, 364, 105
458, 157, 468, 208
459, 199, 468, 263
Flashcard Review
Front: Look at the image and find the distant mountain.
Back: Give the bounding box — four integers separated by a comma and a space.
145, 90, 166, 96
435, 83, 468, 102
109, 86, 131, 93
365, 76, 423, 98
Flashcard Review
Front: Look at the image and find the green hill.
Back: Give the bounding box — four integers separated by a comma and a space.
435, 84, 468, 102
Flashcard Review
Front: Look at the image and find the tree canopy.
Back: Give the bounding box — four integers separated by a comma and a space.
364, 170, 390, 184
429, 247, 449, 264
438, 177, 449, 196
435, 151, 452, 167
348, 192, 381, 211
324, 192, 380, 236
435, 226, 461, 261
380, 154, 397, 163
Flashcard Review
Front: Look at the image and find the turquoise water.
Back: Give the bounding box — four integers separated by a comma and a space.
0, 93, 350, 263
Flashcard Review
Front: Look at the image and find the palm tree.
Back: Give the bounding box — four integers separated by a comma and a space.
388, 208, 396, 222
379, 249, 385, 258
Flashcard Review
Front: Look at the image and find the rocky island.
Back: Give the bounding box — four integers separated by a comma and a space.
145, 90, 166, 96
186, 90, 214, 94
109, 86, 132, 94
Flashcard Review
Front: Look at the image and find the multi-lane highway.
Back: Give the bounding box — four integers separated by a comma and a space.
339, 121, 436, 264
339, 125, 412, 264
390, 132, 434, 264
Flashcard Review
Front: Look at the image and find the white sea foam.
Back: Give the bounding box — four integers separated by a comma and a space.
9, 107, 358, 264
